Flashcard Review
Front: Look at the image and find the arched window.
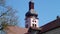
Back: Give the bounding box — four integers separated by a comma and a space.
35, 24, 36, 27
32, 24, 34, 27
32, 24, 37, 27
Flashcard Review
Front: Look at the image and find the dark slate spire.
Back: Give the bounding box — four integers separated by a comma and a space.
29, 0, 34, 10
25, 0, 38, 17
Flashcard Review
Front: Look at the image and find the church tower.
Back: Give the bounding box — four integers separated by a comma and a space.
25, 0, 39, 28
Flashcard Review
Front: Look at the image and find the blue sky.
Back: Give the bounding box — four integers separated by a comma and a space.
6, 0, 60, 27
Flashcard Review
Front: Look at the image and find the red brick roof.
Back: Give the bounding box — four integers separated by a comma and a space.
3, 18, 60, 34
40, 18, 60, 33
5, 26, 28, 34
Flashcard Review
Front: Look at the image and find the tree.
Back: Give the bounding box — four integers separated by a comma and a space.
0, 6, 18, 26
0, 0, 5, 6
0, 0, 18, 34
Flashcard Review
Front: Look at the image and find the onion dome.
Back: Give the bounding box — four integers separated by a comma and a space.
25, 0, 38, 17
25, 9, 38, 17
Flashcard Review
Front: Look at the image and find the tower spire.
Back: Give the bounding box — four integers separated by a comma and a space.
29, 0, 34, 10
25, 0, 39, 28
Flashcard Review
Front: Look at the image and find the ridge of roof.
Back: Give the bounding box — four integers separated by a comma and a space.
40, 18, 60, 33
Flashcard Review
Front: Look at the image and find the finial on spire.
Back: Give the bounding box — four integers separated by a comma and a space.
30, 0, 34, 2
29, 0, 34, 10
